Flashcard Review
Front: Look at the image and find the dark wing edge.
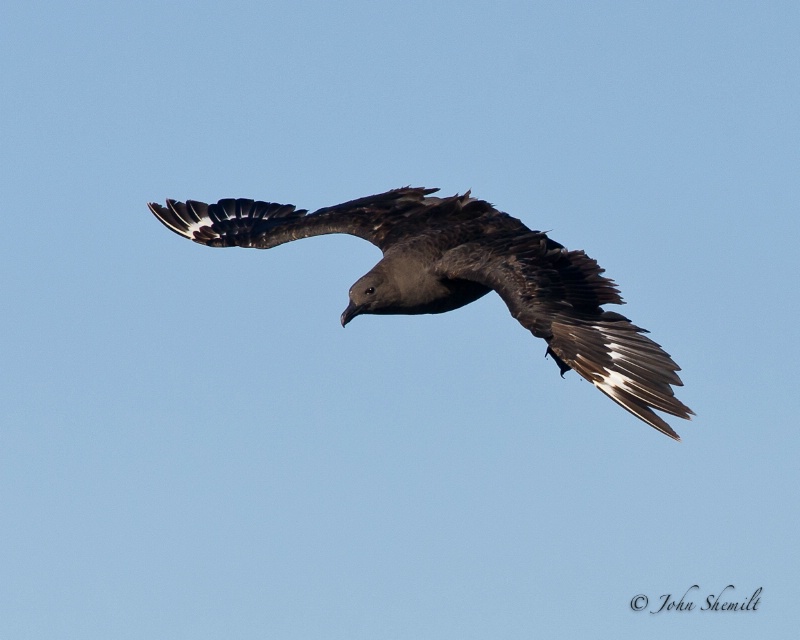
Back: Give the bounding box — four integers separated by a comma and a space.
437, 239, 694, 440
147, 187, 441, 251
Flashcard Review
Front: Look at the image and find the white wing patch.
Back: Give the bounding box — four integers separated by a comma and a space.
162, 201, 222, 241
591, 329, 652, 406
184, 218, 216, 240
607, 342, 624, 360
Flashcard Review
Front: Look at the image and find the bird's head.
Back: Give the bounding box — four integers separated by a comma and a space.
341, 266, 400, 326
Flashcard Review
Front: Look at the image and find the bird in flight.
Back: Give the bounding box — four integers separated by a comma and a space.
149, 187, 693, 440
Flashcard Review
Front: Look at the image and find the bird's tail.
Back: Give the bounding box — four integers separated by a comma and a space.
546, 311, 694, 440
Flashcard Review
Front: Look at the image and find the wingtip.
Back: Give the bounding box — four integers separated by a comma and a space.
148, 198, 194, 240
548, 315, 694, 440
660, 422, 682, 442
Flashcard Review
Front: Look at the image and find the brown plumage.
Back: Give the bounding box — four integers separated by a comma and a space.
149, 187, 694, 440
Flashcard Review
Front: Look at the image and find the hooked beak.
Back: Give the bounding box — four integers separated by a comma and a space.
340, 301, 362, 327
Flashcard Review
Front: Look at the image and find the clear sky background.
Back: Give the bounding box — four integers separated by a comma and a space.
2, 1, 798, 638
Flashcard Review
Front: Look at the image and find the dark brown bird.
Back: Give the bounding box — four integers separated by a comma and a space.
149, 187, 693, 439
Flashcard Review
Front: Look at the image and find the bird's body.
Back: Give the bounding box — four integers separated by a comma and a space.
149, 187, 693, 439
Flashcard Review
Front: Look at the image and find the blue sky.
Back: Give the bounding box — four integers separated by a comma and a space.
1, 1, 798, 638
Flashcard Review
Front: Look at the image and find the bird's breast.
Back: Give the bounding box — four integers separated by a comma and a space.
398, 277, 491, 315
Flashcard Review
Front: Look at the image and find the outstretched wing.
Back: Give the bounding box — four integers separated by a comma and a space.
148, 187, 483, 252
436, 232, 694, 440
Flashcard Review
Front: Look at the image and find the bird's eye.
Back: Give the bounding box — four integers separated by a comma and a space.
365, 286, 375, 295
